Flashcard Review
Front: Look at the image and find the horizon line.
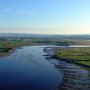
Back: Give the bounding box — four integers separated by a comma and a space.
0, 32, 90, 35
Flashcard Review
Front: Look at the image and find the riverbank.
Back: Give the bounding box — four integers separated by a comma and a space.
43, 46, 90, 90
54, 61, 90, 90
55, 47, 90, 67
0, 48, 15, 57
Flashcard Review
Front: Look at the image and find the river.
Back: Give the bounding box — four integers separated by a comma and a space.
0, 46, 62, 90
0, 45, 90, 90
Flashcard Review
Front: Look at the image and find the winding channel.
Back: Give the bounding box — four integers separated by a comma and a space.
0, 46, 62, 90
0, 45, 90, 90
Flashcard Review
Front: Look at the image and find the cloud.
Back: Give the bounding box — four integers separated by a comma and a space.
26, 12, 34, 15
4, 9, 12, 12
3, 9, 34, 15
17, 10, 34, 15
17, 10, 24, 14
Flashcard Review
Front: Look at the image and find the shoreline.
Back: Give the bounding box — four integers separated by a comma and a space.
0, 48, 15, 57
53, 55, 90, 68
0, 46, 23, 57
0, 44, 57, 57
43, 46, 90, 68
54, 62, 90, 90
43, 46, 90, 90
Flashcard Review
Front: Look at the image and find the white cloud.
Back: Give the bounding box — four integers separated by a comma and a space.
16, 10, 34, 15
17, 10, 24, 14
3, 9, 34, 15
27, 12, 34, 15
4, 9, 12, 12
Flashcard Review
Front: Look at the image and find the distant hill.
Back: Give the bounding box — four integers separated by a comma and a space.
0, 33, 90, 40
55, 35, 90, 40
0, 33, 54, 37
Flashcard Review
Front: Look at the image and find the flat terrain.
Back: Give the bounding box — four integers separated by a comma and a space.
0, 36, 90, 56
56, 47, 90, 66
0, 35, 90, 90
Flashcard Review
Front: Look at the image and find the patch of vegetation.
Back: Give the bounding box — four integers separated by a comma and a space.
56, 47, 90, 66
0, 37, 90, 56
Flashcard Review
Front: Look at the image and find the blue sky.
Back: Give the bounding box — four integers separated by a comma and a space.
0, 0, 90, 34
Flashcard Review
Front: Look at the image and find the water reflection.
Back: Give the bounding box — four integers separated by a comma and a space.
0, 46, 62, 90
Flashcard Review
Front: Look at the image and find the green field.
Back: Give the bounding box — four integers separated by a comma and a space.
0, 39, 32, 56
56, 47, 90, 66
0, 37, 90, 56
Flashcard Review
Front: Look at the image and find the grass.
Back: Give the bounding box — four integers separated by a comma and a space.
56, 47, 90, 66
0, 37, 90, 56
0, 40, 32, 56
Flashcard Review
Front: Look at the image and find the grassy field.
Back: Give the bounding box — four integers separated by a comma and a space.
56, 47, 90, 66
0, 39, 32, 56
0, 37, 90, 56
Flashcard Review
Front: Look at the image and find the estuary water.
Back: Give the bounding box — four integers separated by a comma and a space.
0, 46, 62, 90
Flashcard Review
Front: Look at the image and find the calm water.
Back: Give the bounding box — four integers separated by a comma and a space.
0, 46, 62, 90
69, 45, 90, 47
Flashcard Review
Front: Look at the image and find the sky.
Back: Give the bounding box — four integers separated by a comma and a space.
0, 0, 90, 34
